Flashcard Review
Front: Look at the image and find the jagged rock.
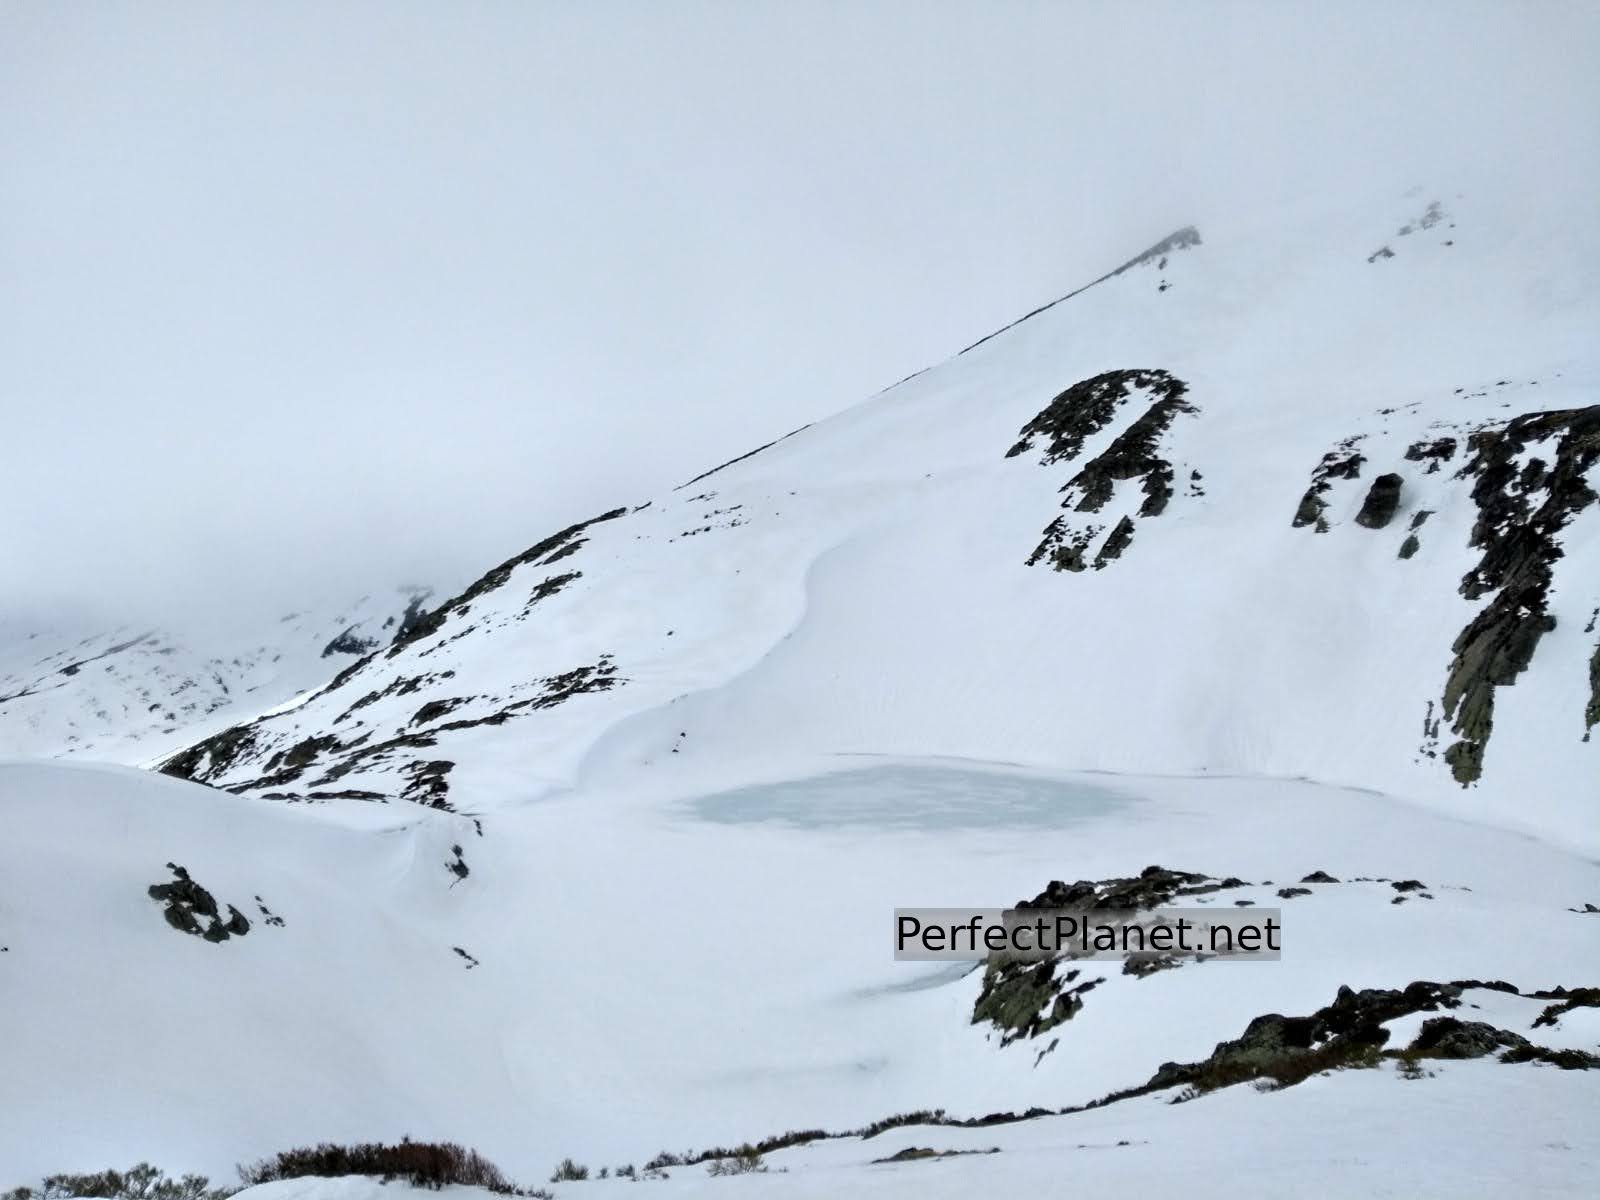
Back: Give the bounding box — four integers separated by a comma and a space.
1093, 516, 1137, 568
1439, 405, 1600, 782
1406, 1016, 1527, 1059
1586, 641, 1600, 740
1009, 369, 1197, 570
974, 866, 1247, 1041
1300, 870, 1340, 883
148, 864, 250, 943
1405, 437, 1458, 473
322, 626, 378, 657
1354, 473, 1404, 529
1291, 440, 1365, 530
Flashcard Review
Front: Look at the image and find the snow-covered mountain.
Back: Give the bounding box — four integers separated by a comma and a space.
3, 185, 1597, 1194
0, 588, 433, 765
159, 187, 1597, 847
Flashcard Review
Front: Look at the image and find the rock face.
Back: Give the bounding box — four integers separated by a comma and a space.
1440, 405, 1600, 783
1354, 473, 1404, 529
971, 866, 1250, 1043
1291, 439, 1366, 531
1007, 369, 1198, 571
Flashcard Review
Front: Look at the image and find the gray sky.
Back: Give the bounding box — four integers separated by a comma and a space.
3, 1, 1596, 628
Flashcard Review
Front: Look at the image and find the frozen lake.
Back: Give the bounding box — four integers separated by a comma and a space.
687, 761, 1131, 832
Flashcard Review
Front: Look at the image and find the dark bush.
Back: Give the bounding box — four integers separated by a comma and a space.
4, 1164, 230, 1200
238, 1139, 543, 1196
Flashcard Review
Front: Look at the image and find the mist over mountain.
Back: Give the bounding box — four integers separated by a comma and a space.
3, 5, 1598, 1198
5, 1, 1593, 624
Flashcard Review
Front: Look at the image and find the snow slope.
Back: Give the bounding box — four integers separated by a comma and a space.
0, 588, 431, 765
161, 185, 1598, 848
2, 753, 1596, 1184
3, 183, 1598, 1189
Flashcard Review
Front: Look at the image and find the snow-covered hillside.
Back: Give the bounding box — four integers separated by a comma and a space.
160, 186, 1598, 848
0, 588, 432, 764
3, 184, 1597, 1193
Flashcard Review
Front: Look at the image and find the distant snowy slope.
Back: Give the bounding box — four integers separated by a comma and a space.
0, 587, 431, 764
159, 186, 1599, 848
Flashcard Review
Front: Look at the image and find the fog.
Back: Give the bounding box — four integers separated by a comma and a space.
3, 1, 1595, 629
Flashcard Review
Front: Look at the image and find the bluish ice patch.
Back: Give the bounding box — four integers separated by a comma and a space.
688, 762, 1130, 832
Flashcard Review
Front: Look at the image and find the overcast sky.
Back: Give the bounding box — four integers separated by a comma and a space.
3, 1, 1596, 629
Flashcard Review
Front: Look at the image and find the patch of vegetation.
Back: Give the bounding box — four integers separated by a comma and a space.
1532, 986, 1600, 1029
704, 1147, 766, 1176
548, 1158, 588, 1182
3, 1163, 231, 1200
870, 1146, 1000, 1165
239, 1139, 545, 1195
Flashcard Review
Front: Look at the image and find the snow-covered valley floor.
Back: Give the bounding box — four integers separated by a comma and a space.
3, 752, 1595, 1192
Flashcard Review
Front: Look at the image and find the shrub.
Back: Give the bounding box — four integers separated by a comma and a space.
548, 1158, 589, 1183
4, 1164, 231, 1200
238, 1139, 543, 1196
704, 1147, 765, 1176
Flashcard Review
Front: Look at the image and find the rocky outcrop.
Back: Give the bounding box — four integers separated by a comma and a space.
1354, 473, 1404, 529
1291, 439, 1365, 531
322, 627, 379, 657
972, 866, 1251, 1043
148, 863, 252, 943
1008, 369, 1198, 571
1439, 405, 1600, 782
389, 507, 628, 653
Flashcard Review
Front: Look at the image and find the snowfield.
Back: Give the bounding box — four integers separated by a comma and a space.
2, 182, 1597, 1193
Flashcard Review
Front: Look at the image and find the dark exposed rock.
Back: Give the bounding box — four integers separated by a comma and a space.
148, 864, 252, 943
402, 759, 455, 808
1300, 870, 1340, 883
1093, 516, 1137, 567
1354, 473, 1404, 529
390, 591, 433, 644
1292, 439, 1365, 530
322, 626, 378, 658
974, 866, 1247, 1041
1407, 1017, 1526, 1059
1142, 981, 1464, 1094
389, 507, 629, 653
1008, 369, 1197, 571
160, 724, 259, 782
412, 697, 473, 727
1405, 437, 1458, 472
1276, 887, 1312, 900
1391, 879, 1427, 893
1586, 640, 1600, 741
1439, 406, 1600, 782
1533, 987, 1600, 1029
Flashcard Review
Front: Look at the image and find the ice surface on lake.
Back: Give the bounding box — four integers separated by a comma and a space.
689, 762, 1130, 831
